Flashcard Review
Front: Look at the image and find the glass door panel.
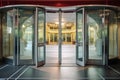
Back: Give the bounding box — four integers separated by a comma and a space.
2, 9, 14, 64
36, 9, 45, 67
18, 9, 34, 65
76, 8, 85, 66
46, 12, 59, 64
86, 9, 104, 65
87, 10, 103, 60
61, 11, 76, 64
108, 10, 118, 59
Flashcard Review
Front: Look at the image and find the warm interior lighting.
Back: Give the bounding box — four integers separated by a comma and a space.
55, 22, 64, 26
22, 25, 25, 28
55, 22, 59, 24
46, 22, 75, 45
62, 22, 64, 26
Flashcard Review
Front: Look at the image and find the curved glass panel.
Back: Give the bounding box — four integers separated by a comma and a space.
2, 9, 14, 61
18, 9, 34, 64
87, 9, 103, 60
0, 5, 119, 66
108, 10, 118, 59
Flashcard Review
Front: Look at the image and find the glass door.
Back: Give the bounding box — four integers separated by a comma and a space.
108, 9, 118, 64
18, 9, 34, 65
86, 9, 104, 65
76, 8, 85, 66
36, 8, 45, 67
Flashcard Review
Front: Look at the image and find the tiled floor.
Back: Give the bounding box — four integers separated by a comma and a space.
1, 45, 120, 80
0, 64, 120, 80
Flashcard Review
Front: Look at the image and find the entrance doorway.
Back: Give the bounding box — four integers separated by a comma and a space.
1, 5, 119, 67
45, 8, 76, 66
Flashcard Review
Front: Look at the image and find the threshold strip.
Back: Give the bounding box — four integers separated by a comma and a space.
0, 65, 8, 70
108, 66, 120, 75
7, 65, 26, 80
15, 66, 30, 80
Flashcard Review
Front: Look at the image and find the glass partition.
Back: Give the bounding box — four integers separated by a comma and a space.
0, 7, 46, 66
86, 9, 105, 65
37, 9, 45, 66
108, 10, 118, 59
108, 10, 119, 71
18, 9, 34, 64
2, 9, 14, 62
0, 5, 119, 66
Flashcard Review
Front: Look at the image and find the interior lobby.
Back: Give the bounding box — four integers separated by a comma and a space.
0, 0, 120, 80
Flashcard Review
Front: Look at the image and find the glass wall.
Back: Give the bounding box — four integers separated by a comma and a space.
86, 9, 103, 61
2, 9, 14, 61
0, 6, 45, 65
108, 10, 118, 59
18, 9, 34, 64
0, 5, 119, 66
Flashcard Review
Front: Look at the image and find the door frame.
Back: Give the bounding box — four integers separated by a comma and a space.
76, 8, 86, 66
17, 8, 35, 65
35, 7, 46, 67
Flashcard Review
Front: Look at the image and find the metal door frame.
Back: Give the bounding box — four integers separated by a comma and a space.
76, 8, 86, 66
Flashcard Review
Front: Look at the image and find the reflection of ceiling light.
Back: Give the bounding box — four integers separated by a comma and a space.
62, 18, 65, 22
22, 25, 25, 28
55, 22, 65, 26
62, 22, 64, 26
99, 13, 110, 17
55, 22, 59, 24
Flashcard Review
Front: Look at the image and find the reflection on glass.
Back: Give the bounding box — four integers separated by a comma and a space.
38, 11, 44, 43
77, 10, 84, 61
19, 9, 34, 60
87, 10, 103, 60
38, 47, 44, 61
2, 9, 14, 59
109, 10, 118, 59
38, 10, 45, 61
78, 46, 83, 61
